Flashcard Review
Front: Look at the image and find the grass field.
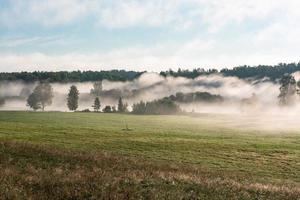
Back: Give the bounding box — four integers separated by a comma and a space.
0, 111, 299, 199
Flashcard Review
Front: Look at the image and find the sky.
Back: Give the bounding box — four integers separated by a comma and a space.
0, 0, 300, 72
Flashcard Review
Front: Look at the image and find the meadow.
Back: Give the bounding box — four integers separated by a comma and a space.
0, 111, 299, 199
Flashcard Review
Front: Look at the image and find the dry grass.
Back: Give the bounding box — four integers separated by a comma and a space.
1, 141, 299, 200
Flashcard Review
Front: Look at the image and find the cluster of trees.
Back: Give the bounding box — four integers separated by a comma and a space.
68, 82, 128, 113
132, 98, 181, 115
25, 80, 130, 113
168, 92, 223, 103
278, 74, 300, 105
2, 62, 300, 83
96, 98, 127, 113
0, 70, 142, 83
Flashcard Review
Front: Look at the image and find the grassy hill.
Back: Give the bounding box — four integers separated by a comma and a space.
0, 111, 299, 199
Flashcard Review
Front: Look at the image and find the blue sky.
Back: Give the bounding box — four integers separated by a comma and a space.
0, 0, 300, 72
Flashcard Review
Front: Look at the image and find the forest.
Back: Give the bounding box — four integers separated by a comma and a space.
1, 62, 300, 82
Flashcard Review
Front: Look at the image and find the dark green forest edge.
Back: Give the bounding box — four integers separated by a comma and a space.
1, 62, 300, 82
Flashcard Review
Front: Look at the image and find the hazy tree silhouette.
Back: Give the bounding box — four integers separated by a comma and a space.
118, 97, 127, 113
90, 81, 103, 97
0, 98, 5, 107
27, 82, 53, 111
27, 93, 41, 111
92, 97, 101, 112
67, 85, 79, 111
103, 105, 112, 113
278, 74, 297, 106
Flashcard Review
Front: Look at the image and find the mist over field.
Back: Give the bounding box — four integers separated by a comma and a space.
1, 72, 299, 117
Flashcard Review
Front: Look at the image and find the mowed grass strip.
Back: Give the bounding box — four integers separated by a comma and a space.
0, 111, 299, 198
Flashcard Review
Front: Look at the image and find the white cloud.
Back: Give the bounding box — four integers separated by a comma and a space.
1, 0, 300, 71
1, 0, 300, 32
0, 35, 66, 47
0, 37, 299, 72
0, 0, 92, 27
97, 0, 187, 28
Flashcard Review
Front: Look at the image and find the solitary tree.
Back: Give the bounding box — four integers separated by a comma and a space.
90, 81, 103, 97
117, 97, 127, 112
67, 85, 79, 111
27, 93, 41, 111
27, 82, 53, 111
278, 74, 297, 106
92, 97, 101, 112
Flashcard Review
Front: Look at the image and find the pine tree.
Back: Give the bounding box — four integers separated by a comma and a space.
92, 97, 101, 112
118, 97, 127, 112
67, 85, 79, 111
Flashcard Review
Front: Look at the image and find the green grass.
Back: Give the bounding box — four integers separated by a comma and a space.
0, 111, 299, 199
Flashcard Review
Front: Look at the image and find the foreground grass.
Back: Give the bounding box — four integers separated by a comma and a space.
0, 111, 299, 199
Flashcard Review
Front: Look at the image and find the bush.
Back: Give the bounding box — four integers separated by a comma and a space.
103, 106, 112, 113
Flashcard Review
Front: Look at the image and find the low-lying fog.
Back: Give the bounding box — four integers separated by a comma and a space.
2, 72, 300, 131
0, 72, 300, 115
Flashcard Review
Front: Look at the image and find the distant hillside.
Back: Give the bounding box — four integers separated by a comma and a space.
1, 62, 300, 82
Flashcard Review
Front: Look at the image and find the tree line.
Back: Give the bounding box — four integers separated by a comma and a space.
2, 72, 300, 113
1, 62, 300, 82
160, 63, 300, 81
0, 70, 143, 83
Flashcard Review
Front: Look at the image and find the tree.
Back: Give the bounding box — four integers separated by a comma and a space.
27, 82, 53, 111
90, 81, 103, 97
92, 97, 101, 112
0, 98, 5, 107
67, 85, 79, 111
297, 81, 300, 95
117, 97, 127, 112
278, 74, 297, 106
103, 105, 112, 113
27, 93, 41, 111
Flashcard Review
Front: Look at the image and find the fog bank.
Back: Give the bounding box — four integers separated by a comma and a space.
0, 72, 296, 115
